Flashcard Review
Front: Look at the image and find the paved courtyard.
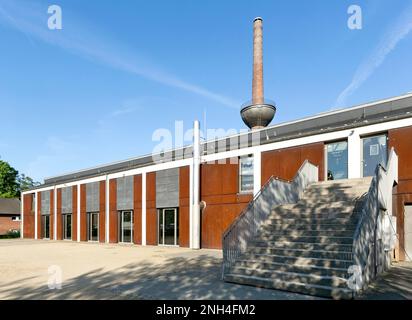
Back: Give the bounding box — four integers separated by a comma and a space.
0, 239, 317, 300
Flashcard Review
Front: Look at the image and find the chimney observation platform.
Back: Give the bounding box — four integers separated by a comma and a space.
240, 17, 276, 130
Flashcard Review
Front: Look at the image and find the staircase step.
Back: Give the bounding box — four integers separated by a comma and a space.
257, 235, 354, 244
252, 240, 353, 252
267, 217, 358, 224
232, 260, 350, 278
228, 267, 349, 288
224, 274, 354, 299
261, 223, 356, 232
249, 247, 353, 260
310, 177, 372, 187
259, 229, 355, 237
244, 253, 354, 269
270, 208, 359, 217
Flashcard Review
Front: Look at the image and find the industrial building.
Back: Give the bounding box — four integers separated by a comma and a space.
20, 18, 412, 298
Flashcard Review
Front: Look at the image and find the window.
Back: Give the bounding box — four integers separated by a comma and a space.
63, 214, 72, 240
118, 210, 133, 243
158, 208, 179, 246
326, 141, 348, 180
87, 212, 99, 241
42, 215, 50, 239
361, 134, 388, 177
239, 155, 254, 193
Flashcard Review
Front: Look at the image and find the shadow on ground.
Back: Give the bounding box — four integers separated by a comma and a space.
358, 262, 412, 300
0, 254, 316, 300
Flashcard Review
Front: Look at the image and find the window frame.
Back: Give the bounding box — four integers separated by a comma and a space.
239, 154, 254, 194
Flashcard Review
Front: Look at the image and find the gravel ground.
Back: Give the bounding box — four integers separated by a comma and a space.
0, 239, 318, 300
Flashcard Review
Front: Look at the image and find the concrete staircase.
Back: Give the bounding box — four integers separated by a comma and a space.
224, 177, 372, 299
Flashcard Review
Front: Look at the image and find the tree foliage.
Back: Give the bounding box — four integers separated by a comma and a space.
0, 160, 19, 198
0, 160, 40, 198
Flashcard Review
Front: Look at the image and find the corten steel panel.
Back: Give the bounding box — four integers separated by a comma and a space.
146, 172, 157, 246
179, 166, 190, 247
133, 175, 142, 245
80, 184, 87, 241
389, 126, 412, 261
56, 189, 62, 240
50, 190, 54, 239
300, 143, 325, 181
393, 191, 412, 261
395, 180, 412, 194
99, 180, 106, 243
23, 194, 34, 238
200, 159, 252, 249
389, 126, 412, 180
37, 192, 41, 239
72, 185, 78, 241
49, 190, 54, 239
109, 179, 118, 243
261, 142, 324, 185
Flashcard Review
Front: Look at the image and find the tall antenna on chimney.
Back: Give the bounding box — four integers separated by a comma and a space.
240, 17, 276, 130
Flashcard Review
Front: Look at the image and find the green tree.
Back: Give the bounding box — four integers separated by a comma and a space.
0, 160, 19, 198
17, 174, 41, 192
0, 160, 40, 198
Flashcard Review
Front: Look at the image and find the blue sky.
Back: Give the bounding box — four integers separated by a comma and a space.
0, 0, 412, 182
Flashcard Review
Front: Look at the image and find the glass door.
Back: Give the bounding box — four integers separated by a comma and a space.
325, 141, 348, 180
119, 211, 133, 243
361, 134, 388, 177
63, 214, 72, 240
158, 208, 178, 246
87, 212, 99, 241
42, 215, 50, 239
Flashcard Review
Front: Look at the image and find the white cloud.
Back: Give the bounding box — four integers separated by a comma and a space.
335, 3, 412, 107
0, 0, 239, 109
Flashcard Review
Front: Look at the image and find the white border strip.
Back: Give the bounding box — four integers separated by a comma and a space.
22, 117, 412, 196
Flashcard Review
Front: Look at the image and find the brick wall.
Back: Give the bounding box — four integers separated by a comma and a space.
0, 215, 20, 235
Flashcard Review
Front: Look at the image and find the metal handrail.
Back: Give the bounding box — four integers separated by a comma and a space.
352, 147, 398, 293
222, 160, 319, 278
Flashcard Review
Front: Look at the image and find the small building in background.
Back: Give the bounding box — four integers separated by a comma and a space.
0, 198, 21, 235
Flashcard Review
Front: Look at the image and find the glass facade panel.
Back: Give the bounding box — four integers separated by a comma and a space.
119, 211, 133, 243
63, 214, 72, 240
158, 208, 178, 246
326, 141, 348, 180
42, 215, 50, 239
240, 155, 254, 193
87, 213, 99, 241
362, 134, 388, 177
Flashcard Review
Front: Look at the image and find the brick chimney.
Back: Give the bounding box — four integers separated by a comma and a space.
252, 17, 264, 105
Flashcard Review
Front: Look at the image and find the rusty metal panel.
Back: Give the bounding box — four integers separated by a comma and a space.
389, 126, 412, 180
179, 166, 190, 248
72, 185, 78, 241
133, 175, 142, 245
109, 179, 118, 243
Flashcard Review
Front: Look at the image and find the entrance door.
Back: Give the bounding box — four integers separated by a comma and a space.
158, 208, 178, 246
42, 215, 50, 239
87, 213, 99, 241
63, 214, 72, 240
405, 205, 412, 262
119, 211, 133, 243
361, 134, 388, 177
325, 141, 348, 180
